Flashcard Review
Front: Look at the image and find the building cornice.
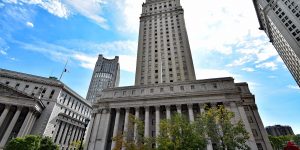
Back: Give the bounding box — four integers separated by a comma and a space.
0, 68, 92, 108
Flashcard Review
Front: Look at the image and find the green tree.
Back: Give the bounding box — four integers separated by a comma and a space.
112, 114, 154, 150
293, 135, 300, 147
112, 106, 251, 150
269, 135, 300, 150
5, 135, 58, 150
199, 105, 250, 150
156, 114, 207, 150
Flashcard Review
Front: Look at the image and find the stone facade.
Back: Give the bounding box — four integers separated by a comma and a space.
0, 82, 44, 149
0, 69, 92, 150
86, 55, 120, 102
266, 125, 295, 136
252, 0, 300, 87
135, 0, 196, 85
86, 78, 273, 150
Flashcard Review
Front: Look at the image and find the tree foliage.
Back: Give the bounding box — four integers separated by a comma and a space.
199, 105, 250, 150
5, 135, 59, 150
156, 114, 207, 150
112, 106, 250, 150
269, 135, 300, 150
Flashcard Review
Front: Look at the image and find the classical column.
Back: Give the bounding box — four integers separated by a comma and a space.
155, 106, 160, 147
166, 105, 171, 120
56, 122, 66, 144
144, 106, 150, 138
25, 113, 37, 135
0, 105, 10, 128
84, 113, 95, 150
111, 108, 120, 150
88, 113, 101, 150
199, 104, 213, 150
61, 124, 70, 145
188, 104, 194, 122
0, 107, 22, 147
122, 108, 130, 150
69, 126, 77, 147
17, 109, 33, 137
155, 106, 160, 137
176, 105, 181, 114
237, 103, 258, 150
95, 108, 111, 149
65, 124, 73, 146
134, 107, 140, 144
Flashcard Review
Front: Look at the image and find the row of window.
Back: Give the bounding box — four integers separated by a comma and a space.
4, 81, 56, 99
59, 93, 90, 116
272, 3, 300, 42
144, 0, 176, 13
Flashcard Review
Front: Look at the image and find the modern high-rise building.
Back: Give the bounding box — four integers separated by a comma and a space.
86, 0, 272, 150
86, 55, 120, 102
0, 69, 92, 150
135, 0, 195, 85
252, 0, 300, 86
266, 125, 295, 136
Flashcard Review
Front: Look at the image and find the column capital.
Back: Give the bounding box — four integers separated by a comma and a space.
187, 104, 193, 108
115, 108, 121, 112
135, 107, 140, 111
155, 105, 160, 109
144, 106, 150, 111
165, 105, 171, 109
5, 104, 11, 109
125, 107, 130, 112
176, 104, 181, 109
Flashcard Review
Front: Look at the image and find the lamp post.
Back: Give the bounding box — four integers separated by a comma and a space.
79, 118, 90, 150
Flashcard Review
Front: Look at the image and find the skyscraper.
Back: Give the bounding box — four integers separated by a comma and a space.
86, 55, 120, 102
252, 0, 300, 86
135, 0, 195, 85
86, 1, 272, 150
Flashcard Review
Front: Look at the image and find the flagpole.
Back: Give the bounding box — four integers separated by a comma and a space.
59, 59, 69, 81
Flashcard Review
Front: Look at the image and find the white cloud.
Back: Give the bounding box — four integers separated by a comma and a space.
227, 56, 254, 67
2, 0, 108, 29
0, 50, 7, 55
256, 62, 278, 71
268, 76, 277, 79
195, 68, 237, 80
26, 21, 34, 27
14, 39, 137, 72
287, 85, 300, 90
242, 68, 255, 72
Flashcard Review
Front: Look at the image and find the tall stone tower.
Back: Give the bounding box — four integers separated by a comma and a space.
85, 1, 273, 150
86, 55, 120, 102
252, 0, 300, 87
135, 0, 196, 85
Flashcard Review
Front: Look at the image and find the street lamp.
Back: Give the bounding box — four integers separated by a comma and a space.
79, 118, 90, 150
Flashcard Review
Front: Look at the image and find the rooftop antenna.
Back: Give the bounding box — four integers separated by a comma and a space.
59, 59, 69, 81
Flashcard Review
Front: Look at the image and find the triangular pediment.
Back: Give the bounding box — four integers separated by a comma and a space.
0, 83, 34, 99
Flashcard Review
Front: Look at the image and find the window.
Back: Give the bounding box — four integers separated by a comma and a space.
49, 89, 55, 99
15, 83, 20, 88
252, 129, 258, 137
160, 88, 164, 92
5, 81, 9, 85
191, 85, 195, 89
256, 143, 263, 150
180, 86, 184, 90
150, 89, 154, 93
25, 85, 29, 88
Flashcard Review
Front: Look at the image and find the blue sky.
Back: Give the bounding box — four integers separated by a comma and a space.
0, 0, 299, 134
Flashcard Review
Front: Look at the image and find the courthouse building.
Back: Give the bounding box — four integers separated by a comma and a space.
85, 0, 272, 150
0, 69, 92, 150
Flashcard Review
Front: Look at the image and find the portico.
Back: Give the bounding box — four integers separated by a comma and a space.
0, 83, 44, 149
